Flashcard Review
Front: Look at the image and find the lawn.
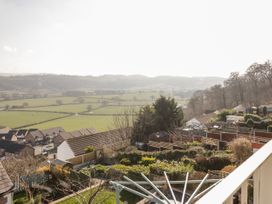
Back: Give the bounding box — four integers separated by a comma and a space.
56, 188, 140, 204
56, 188, 119, 204
0, 111, 67, 128
22, 103, 102, 113
29, 115, 114, 132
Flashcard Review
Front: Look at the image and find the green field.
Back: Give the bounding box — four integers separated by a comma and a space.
22, 104, 101, 113
0, 97, 79, 108
0, 92, 187, 131
29, 115, 114, 132
56, 187, 140, 204
91, 106, 140, 114
0, 111, 67, 128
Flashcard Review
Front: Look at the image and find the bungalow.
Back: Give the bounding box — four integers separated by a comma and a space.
57, 128, 131, 166
0, 140, 35, 158
53, 128, 96, 147
0, 162, 14, 204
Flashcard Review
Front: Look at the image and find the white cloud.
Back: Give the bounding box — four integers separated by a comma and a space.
3, 45, 17, 53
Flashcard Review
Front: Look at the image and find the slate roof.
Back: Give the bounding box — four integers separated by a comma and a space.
41, 127, 64, 136
0, 140, 34, 154
66, 128, 131, 156
0, 161, 13, 195
29, 130, 44, 140
54, 128, 97, 147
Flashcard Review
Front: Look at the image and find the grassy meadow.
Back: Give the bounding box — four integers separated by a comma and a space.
0, 91, 187, 131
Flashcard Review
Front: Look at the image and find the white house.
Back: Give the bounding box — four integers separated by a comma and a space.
186, 118, 205, 129
57, 128, 131, 166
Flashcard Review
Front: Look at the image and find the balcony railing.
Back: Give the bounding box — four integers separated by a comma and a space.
196, 139, 272, 204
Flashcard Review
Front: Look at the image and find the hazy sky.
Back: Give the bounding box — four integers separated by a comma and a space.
0, 0, 271, 77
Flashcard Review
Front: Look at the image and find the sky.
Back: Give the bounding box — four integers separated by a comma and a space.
0, 0, 272, 77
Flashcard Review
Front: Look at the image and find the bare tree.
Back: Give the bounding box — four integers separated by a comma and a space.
2, 156, 44, 201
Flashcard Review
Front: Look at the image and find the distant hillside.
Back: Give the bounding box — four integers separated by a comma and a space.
0, 74, 225, 91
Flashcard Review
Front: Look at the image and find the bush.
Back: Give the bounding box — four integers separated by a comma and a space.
268, 125, 272, 132
208, 156, 231, 170
217, 109, 236, 122
244, 114, 262, 122
118, 152, 142, 164
246, 119, 254, 128
149, 161, 193, 180
90, 164, 110, 178
140, 157, 156, 166
84, 146, 95, 153
120, 158, 131, 165
229, 138, 253, 164
195, 156, 231, 171
180, 157, 196, 167
195, 156, 209, 171
127, 165, 149, 180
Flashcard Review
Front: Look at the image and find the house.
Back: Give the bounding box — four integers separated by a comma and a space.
0, 140, 35, 158
0, 162, 14, 204
185, 118, 205, 130
57, 128, 131, 166
233, 104, 246, 114
53, 128, 96, 147
26, 127, 64, 145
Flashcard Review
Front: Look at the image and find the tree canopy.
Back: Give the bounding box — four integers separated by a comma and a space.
132, 96, 183, 143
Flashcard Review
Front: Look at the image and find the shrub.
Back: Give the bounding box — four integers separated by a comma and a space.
127, 165, 149, 180
195, 156, 231, 171
217, 109, 236, 122
180, 157, 196, 167
229, 138, 253, 164
244, 114, 262, 122
120, 158, 131, 165
84, 146, 95, 153
140, 157, 156, 166
246, 119, 254, 128
208, 156, 231, 170
254, 120, 266, 129
268, 125, 272, 132
149, 161, 193, 180
195, 156, 209, 171
81, 165, 110, 178
118, 152, 142, 164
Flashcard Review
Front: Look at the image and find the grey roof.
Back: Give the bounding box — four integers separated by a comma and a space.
0, 162, 13, 195
66, 128, 131, 156
54, 128, 97, 147
0, 140, 34, 154
29, 130, 44, 139
41, 127, 64, 136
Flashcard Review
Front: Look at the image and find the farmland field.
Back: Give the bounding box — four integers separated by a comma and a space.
29, 115, 114, 132
21, 103, 102, 113
0, 91, 188, 131
0, 111, 68, 128
90, 105, 140, 114
0, 97, 78, 108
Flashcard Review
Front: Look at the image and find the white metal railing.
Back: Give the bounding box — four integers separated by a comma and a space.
196, 139, 272, 204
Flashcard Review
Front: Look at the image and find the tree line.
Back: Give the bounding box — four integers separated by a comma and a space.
187, 60, 272, 117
